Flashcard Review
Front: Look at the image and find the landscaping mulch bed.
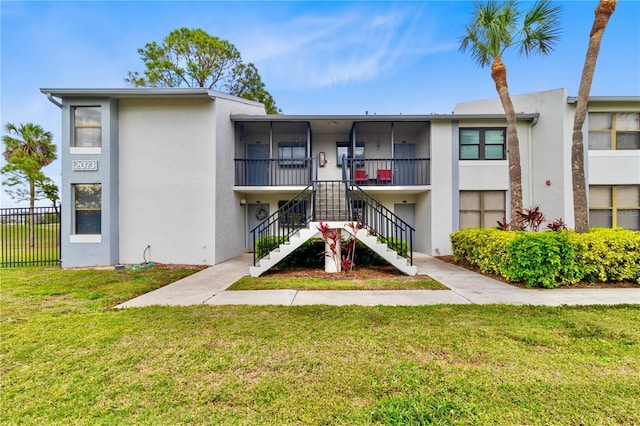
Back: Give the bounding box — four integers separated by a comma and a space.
436, 255, 640, 289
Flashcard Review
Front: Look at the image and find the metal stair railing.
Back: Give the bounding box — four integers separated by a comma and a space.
250, 184, 314, 266
346, 185, 415, 266
341, 152, 415, 265
250, 154, 415, 268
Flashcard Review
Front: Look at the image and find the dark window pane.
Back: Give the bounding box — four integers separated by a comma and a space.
460, 145, 479, 160
484, 130, 504, 143
460, 130, 479, 145
617, 210, 640, 230
76, 211, 101, 234
617, 132, 640, 150
484, 144, 504, 159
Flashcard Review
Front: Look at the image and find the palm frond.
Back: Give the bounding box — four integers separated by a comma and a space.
519, 0, 562, 57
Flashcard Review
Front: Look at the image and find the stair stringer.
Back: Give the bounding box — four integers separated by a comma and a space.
249, 225, 320, 277
353, 228, 417, 276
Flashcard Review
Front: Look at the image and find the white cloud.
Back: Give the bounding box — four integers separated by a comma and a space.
235, 3, 458, 89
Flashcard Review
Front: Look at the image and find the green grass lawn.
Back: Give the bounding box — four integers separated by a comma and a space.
229, 275, 447, 290
1, 267, 639, 425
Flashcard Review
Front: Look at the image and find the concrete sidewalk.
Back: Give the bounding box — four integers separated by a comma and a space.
116, 252, 639, 308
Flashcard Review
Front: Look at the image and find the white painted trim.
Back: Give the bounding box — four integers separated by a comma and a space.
70, 147, 102, 155
589, 150, 640, 158
70, 234, 102, 243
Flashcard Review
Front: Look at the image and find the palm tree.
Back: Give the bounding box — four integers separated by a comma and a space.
2, 122, 57, 247
459, 0, 561, 229
571, 0, 617, 233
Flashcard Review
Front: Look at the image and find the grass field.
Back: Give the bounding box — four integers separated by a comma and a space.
1, 267, 639, 425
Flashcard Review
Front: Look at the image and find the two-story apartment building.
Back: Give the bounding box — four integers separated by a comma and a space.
40, 87, 639, 271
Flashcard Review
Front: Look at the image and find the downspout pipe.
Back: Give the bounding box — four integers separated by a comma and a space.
527, 115, 539, 207
46, 93, 63, 108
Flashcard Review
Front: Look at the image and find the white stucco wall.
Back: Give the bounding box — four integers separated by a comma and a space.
589, 151, 640, 184
214, 97, 266, 263
118, 99, 218, 265
455, 88, 574, 225
429, 121, 455, 255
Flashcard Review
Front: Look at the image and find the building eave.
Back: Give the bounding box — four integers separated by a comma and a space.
567, 95, 640, 104
231, 113, 540, 122
39, 87, 264, 107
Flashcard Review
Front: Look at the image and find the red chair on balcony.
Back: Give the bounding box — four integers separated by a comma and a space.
355, 169, 368, 184
377, 169, 392, 184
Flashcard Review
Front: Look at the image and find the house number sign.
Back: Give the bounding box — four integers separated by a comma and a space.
72, 160, 98, 171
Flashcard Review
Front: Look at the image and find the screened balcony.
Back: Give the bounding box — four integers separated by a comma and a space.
234, 158, 315, 186
345, 158, 431, 186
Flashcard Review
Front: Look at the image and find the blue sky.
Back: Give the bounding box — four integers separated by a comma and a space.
1, 0, 639, 207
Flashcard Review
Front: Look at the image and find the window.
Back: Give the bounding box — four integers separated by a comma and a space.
278, 200, 307, 226
278, 142, 306, 166
75, 184, 101, 234
73, 106, 101, 147
460, 129, 505, 160
589, 185, 639, 230
336, 141, 365, 166
459, 190, 506, 228
588, 112, 640, 150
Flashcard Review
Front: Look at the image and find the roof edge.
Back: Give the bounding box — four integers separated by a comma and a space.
567, 95, 640, 104
231, 113, 540, 122
39, 87, 264, 107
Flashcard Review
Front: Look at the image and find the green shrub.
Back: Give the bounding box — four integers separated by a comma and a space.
276, 238, 390, 269
570, 228, 640, 283
505, 232, 577, 288
450, 228, 516, 276
255, 235, 289, 259
381, 237, 409, 257
278, 238, 324, 268
450, 227, 640, 288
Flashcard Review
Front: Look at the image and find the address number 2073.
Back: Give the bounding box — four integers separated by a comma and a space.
72, 160, 98, 171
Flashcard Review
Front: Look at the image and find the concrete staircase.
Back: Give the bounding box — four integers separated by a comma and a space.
315, 182, 349, 220
249, 221, 417, 277
353, 228, 417, 276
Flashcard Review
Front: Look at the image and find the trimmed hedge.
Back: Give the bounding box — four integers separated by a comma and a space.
450, 227, 640, 288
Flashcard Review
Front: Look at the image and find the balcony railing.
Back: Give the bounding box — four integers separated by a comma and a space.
235, 158, 316, 186
346, 158, 430, 186
235, 157, 430, 187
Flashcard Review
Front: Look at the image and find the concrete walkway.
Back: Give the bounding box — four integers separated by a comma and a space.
116, 252, 639, 308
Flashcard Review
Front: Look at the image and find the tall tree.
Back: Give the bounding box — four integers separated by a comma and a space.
2, 123, 58, 246
459, 0, 561, 229
126, 28, 281, 114
571, 0, 617, 233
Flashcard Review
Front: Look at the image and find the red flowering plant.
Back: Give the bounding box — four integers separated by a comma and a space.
316, 220, 363, 272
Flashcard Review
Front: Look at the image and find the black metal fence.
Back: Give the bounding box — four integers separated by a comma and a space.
1, 206, 61, 267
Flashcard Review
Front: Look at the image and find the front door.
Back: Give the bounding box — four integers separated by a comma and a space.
247, 144, 270, 185
247, 203, 270, 249
394, 143, 415, 185
394, 203, 416, 229
394, 203, 416, 249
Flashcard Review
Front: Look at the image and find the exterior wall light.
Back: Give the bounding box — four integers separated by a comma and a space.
240, 199, 247, 207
